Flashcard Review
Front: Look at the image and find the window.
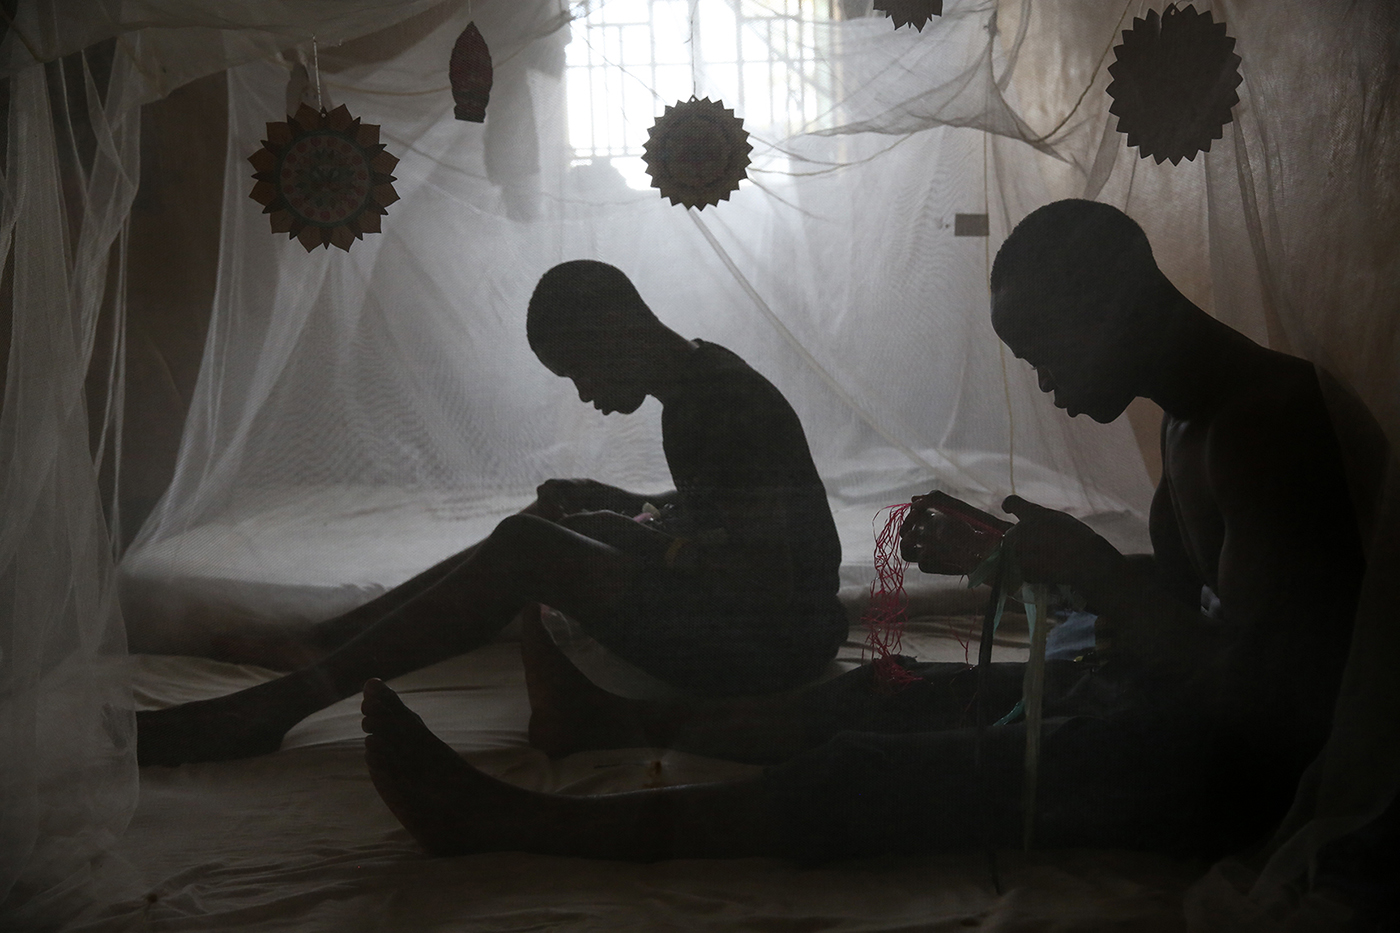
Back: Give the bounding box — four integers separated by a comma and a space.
566, 0, 843, 188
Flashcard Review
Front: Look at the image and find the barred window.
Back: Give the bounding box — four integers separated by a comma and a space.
566, 0, 842, 187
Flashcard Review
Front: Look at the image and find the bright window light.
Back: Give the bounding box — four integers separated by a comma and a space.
566, 0, 842, 189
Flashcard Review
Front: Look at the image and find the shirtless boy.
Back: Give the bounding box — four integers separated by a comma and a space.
138, 260, 846, 765
360, 200, 1373, 861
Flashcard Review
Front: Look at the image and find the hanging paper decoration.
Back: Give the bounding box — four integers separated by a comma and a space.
873, 0, 943, 31
1105, 3, 1243, 165
248, 103, 400, 252
642, 97, 752, 210
450, 22, 493, 122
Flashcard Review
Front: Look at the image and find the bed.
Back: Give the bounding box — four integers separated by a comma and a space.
75, 500, 1214, 933
49, 472, 1238, 932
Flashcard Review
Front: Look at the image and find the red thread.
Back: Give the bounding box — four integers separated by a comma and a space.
953, 615, 974, 668
861, 503, 921, 692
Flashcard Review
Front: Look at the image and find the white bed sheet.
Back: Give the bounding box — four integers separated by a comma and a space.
120, 484, 1152, 656
66, 621, 1202, 932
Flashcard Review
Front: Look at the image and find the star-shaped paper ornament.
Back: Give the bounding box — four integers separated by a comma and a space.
873, 0, 943, 31
249, 104, 400, 251
642, 97, 752, 210
1106, 3, 1243, 165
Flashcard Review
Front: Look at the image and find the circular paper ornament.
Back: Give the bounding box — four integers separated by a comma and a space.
642, 97, 752, 210
1105, 3, 1243, 165
248, 103, 400, 252
873, 0, 943, 32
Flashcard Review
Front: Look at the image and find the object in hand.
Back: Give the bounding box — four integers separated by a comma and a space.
902, 491, 1013, 572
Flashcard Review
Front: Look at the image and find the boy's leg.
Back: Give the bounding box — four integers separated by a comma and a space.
211, 498, 559, 669
366, 684, 1283, 865
363, 678, 786, 859
523, 606, 1028, 764
139, 514, 642, 765
367, 679, 1079, 862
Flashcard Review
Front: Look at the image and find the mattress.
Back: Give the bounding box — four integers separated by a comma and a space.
120, 483, 1152, 657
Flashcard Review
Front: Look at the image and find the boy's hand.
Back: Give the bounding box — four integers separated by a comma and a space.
899, 502, 1001, 575
1000, 495, 1126, 591
557, 509, 663, 554
536, 478, 611, 521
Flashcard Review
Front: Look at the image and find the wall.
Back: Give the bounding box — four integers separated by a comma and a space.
120, 71, 225, 545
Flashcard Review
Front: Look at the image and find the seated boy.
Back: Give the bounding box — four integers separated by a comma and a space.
138, 260, 847, 765
360, 201, 1377, 864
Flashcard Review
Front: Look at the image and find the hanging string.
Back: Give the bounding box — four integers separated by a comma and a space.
981, 90, 1017, 497
312, 36, 324, 111
861, 503, 920, 691
689, 0, 700, 98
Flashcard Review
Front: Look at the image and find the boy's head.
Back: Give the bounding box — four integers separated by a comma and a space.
989, 199, 1162, 339
527, 261, 659, 415
990, 200, 1170, 422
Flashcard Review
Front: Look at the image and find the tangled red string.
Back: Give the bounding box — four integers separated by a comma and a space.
861, 503, 921, 692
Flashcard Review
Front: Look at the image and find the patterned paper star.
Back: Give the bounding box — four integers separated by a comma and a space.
642, 97, 752, 210
249, 103, 400, 251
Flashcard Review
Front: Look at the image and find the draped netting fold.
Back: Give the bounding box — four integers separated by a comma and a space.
0, 38, 141, 927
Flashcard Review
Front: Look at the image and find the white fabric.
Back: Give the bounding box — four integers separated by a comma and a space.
2, 0, 1397, 926
126, 0, 1156, 630
0, 43, 141, 928
0, 0, 454, 106
118, 477, 1149, 656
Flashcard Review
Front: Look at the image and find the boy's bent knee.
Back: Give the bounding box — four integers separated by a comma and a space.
487, 513, 555, 549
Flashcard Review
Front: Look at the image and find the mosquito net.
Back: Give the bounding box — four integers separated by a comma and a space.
2, 0, 1396, 925
122, 0, 1168, 648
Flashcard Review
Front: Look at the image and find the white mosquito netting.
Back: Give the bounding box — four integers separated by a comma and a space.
120, 0, 1166, 649
2, 0, 1396, 926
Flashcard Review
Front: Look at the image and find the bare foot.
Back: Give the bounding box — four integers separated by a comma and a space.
361, 678, 557, 856
137, 675, 320, 766
520, 608, 651, 757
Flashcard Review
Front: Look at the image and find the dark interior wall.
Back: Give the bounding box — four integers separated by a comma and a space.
0, 49, 212, 549
121, 71, 226, 545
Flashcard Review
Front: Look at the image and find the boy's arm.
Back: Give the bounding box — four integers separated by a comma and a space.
991, 496, 1227, 675
1200, 399, 1365, 723
556, 507, 761, 581
536, 478, 680, 521
556, 509, 675, 559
